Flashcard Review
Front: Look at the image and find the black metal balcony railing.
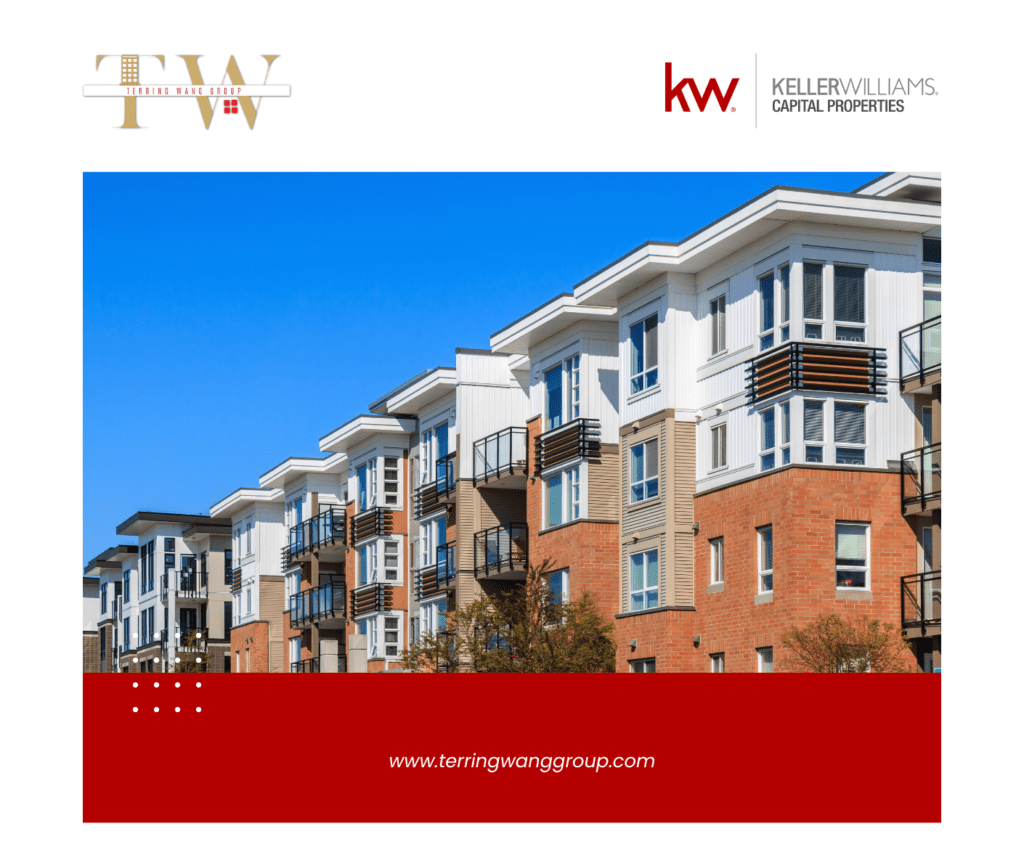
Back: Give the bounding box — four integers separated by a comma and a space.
474, 427, 528, 483
533, 418, 601, 477
899, 316, 941, 390
437, 541, 457, 586
745, 341, 887, 403
901, 443, 941, 514
350, 507, 393, 544
289, 577, 346, 629
474, 523, 529, 576
287, 505, 347, 561
415, 453, 458, 517
350, 583, 394, 617
291, 657, 320, 673
161, 570, 209, 600
160, 627, 210, 649
901, 571, 941, 633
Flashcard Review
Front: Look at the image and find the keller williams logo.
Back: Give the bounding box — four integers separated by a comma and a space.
84, 54, 290, 129
664, 63, 739, 112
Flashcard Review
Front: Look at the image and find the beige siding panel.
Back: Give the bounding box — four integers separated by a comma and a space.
456, 481, 476, 571
674, 532, 694, 608
589, 443, 620, 520
674, 421, 696, 526
621, 421, 667, 534
260, 576, 285, 673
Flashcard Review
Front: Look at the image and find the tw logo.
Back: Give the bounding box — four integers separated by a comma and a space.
664, 63, 739, 112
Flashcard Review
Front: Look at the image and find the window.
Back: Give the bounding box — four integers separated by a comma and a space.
710, 653, 725, 673
630, 658, 656, 673
285, 570, 300, 604
710, 294, 726, 356
834, 266, 866, 342
629, 314, 658, 395
836, 523, 869, 589
164, 538, 175, 552
544, 355, 581, 430
803, 262, 823, 338
759, 408, 775, 471
421, 597, 447, 635
422, 423, 449, 485
545, 466, 581, 527
384, 540, 399, 581
757, 526, 773, 593
709, 538, 724, 584
140, 609, 148, 645
358, 462, 371, 511
780, 402, 790, 465
758, 273, 775, 350
757, 647, 774, 673
546, 569, 568, 606
923, 237, 941, 264
384, 616, 400, 658
835, 402, 866, 465
246, 648, 250, 672
804, 400, 824, 463
245, 518, 252, 555
223, 602, 232, 635
779, 265, 790, 342
710, 422, 727, 470
123, 617, 131, 651
383, 457, 399, 506
224, 549, 233, 585
289, 636, 301, 669
165, 551, 175, 571
245, 587, 252, 615
629, 550, 659, 611
101, 584, 108, 615
359, 545, 371, 585
629, 438, 658, 503
123, 570, 130, 603
140, 541, 154, 593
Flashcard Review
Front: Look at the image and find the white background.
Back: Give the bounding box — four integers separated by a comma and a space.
2, 0, 1020, 854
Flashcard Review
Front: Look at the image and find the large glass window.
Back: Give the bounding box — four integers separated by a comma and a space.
835, 402, 867, 465
629, 550, 659, 611
804, 400, 824, 463
779, 265, 790, 342
711, 422, 727, 470
803, 262, 823, 338
836, 523, 869, 589
629, 314, 659, 395
629, 438, 659, 503
760, 408, 775, 471
545, 466, 580, 527
834, 265, 866, 342
545, 364, 563, 430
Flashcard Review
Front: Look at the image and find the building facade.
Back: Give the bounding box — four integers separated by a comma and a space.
84, 173, 941, 672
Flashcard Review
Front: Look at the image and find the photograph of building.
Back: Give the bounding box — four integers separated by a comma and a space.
83, 171, 941, 673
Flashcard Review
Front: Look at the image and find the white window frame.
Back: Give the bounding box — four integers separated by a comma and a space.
368, 612, 403, 661
759, 406, 776, 472
628, 313, 659, 397
757, 526, 773, 594
543, 461, 585, 528
629, 438, 659, 504
709, 292, 727, 358
779, 264, 791, 343
758, 270, 775, 351
757, 647, 774, 673
356, 459, 377, 511
420, 596, 447, 636
546, 568, 569, 606
710, 421, 727, 471
709, 537, 724, 584
628, 549, 659, 612
359, 537, 404, 586
802, 260, 825, 339
833, 263, 867, 343
803, 398, 825, 463
285, 570, 300, 604
836, 521, 871, 591
759, 401, 791, 471
710, 653, 725, 673
245, 517, 253, 556
542, 353, 581, 431
421, 422, 449, 487
382, 455, 402, 508
630, 658, 656, 673
834, 400, 868, 466
289, 635, 301, 669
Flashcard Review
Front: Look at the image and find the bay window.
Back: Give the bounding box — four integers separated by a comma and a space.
545, 465, 581, 527
804, 400, 824, 462
803, 262, 823, 338
758, 272, 775, 350
834, 265, 866, 342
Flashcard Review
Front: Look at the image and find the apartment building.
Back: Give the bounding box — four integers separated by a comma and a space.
85, 545, 136, 672
110, 512, 233, 672
83, 574, 100, 672
84, 172, 940, 673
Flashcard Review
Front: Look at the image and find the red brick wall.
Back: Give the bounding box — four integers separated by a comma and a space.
614, 609, 697, 672
689, 467, 918, 672
230, 620, 270, 673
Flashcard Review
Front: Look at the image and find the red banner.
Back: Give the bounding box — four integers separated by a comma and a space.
84, 674, 940, 823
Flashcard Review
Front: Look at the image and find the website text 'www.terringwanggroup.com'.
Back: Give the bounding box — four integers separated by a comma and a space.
389, 754, 655, 774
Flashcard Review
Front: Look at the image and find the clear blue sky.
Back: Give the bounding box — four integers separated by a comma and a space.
84, 171, 880, 563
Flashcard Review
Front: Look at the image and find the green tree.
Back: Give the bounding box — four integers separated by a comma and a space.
402, 562, 616, 673
173, 630, 208, 673
780, 614, 913, 673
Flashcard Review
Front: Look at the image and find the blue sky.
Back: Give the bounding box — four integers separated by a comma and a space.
83, 171, 880, 563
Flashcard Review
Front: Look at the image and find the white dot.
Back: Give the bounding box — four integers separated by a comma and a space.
196, 682, 202, 688
174, 707, 180, 713
153, 707, 159, 713
174, 682, 180, 688
195, 657, 201, 663
153, 681, 159, 688
132, 707, 138, 713
196, 707, 202, 713
132, 682, 138, 688
175, 658, 180, 663
132, 632, 138, 639
132, 658, 138, 663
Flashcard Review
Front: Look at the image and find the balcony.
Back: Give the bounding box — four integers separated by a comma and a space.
161, 627, 210, 651
899, 316, 941, 393
286, 505, 346, 564
290, 657, 320, 673
289, 577, 346, 630
161, 570, 208, 601
745, 341, 887, 404
901, 443, 941, 516
415, 452, 457, 517
474, 427, 528, 486
901, 571, 941, 636
138, 631, 157, 648
474, 523, 529, 580
533, 418, 600, 477
350, 507, 393, 544
350, 582, 393, 617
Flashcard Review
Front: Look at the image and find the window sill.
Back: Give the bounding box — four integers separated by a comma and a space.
754, 592, 774, 605
836, 589, 872, 601
626, 495, 662, 512
626, 385, 662, 405
707, 582, 725, 594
